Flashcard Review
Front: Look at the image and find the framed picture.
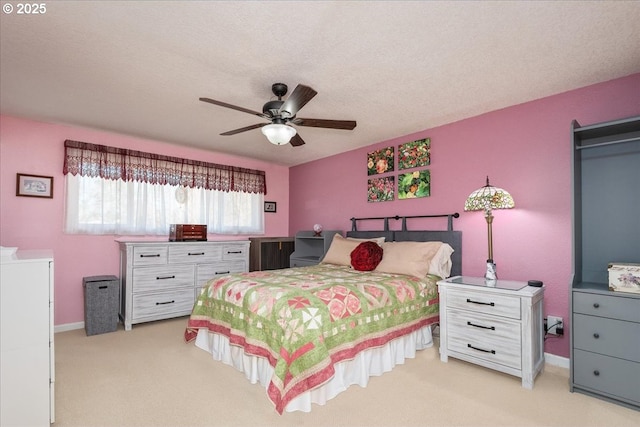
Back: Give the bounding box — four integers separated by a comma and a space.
398, 138, 431, 170
398, 169, 430, 199
367, 146, 394, 176
264, 201, 277, 213
16, 173, 54, 198
367, 176, 395, 202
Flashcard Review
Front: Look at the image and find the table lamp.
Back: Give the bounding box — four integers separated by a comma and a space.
464, 176, 515, 281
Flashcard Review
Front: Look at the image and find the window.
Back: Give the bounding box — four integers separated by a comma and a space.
63, 140, 266, 235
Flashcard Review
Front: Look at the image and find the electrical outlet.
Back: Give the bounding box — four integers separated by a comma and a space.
547, 316, 563, 335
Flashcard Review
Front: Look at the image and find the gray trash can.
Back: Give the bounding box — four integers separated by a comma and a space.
83, 275, 119, 336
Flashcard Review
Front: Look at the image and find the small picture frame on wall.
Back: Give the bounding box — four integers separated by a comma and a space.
264, 201, 277, 213
16, 173, 54, 198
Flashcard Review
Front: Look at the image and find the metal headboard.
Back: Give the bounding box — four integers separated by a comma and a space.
349, 213, 460, 232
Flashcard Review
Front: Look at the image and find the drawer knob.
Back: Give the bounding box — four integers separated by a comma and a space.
593, 370, 600, 376
593, 303, 600, 308
593, 333, 600, 339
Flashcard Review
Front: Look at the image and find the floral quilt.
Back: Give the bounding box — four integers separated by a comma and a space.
185, 264, 440, 413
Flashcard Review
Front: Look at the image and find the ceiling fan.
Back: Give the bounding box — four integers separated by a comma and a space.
199, 83, 357, 146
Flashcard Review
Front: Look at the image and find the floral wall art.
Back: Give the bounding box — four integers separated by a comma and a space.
398, 169, 430, 199
367, 146, 394, 176
398, 138, 430, 170
367, 176, 395, 202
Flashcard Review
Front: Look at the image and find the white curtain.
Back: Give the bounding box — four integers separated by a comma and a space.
65, 175, 264, 235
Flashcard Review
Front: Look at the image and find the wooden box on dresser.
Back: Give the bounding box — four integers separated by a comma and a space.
1, 250, 55, 426
570, 116, 640, 410
118, 240, 249, 331
437, 276, 545, 389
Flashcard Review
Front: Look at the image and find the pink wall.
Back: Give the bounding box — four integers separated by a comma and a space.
289, 73, 640, 358
0, 115, 290, 326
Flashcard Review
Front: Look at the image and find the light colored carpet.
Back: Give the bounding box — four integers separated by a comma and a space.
54, 317, 639, 427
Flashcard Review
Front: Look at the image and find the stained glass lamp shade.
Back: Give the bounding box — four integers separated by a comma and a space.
464, 176, 515, 280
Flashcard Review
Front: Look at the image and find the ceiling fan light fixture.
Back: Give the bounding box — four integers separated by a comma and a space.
261, 123, 297, 145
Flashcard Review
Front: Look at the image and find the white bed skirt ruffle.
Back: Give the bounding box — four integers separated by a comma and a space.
194, 325, 433, 412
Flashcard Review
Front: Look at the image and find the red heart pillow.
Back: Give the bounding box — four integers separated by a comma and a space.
350, 241, 384, 271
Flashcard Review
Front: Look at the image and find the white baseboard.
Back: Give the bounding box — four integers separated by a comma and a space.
544, 352, 570, 369
55, 322, 84, 333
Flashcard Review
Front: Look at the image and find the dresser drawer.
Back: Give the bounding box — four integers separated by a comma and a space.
133, 246, 168, 266
195, 261, 246, 288
132, 288, 194, 321
573, 313, 640, 361
168, 244, 222, 264
222, 244, 249, 260
573, 292, 640, 323
446, 309, 522, 369
132, 265, 194, 293
446, 288, 521, 319
573, 349, 640, 404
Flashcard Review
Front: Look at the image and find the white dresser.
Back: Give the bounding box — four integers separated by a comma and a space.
437, 276, 545, 389
118, 240, 250, 330
1, 250, 55, 426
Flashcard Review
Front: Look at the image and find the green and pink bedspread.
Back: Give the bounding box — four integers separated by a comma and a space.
185, 264, 440, 413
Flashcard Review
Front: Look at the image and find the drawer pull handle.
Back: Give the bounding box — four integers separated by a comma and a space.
156, 300, 175, 305
140, 254, 161, 258
467, 344, 495, 354
593, 303, 600, 308
593, 333, 600, 339
98, 285, 108, 289
467, 321, 495, 330
593, 370, 600, 376
188, 252, 205, 256
156, 275, 176, 280
466, 298, 495, 306
216, 271, 230, 275
227, 250, 242, 254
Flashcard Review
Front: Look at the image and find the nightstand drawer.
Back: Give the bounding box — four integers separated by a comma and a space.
447, 309, 522, 369
446, 288, 521, 319
573, 313, 640, 361
132, 288, 194, 321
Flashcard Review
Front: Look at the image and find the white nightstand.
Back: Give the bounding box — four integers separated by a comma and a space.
437, 276, 545, 389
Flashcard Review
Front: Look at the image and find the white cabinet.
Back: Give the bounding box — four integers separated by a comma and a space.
119, 241, 249, 330
437, 276, 544, 389
1, 250, 55, 426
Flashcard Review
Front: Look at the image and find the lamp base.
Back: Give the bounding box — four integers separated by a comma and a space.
485, 260, 497, 281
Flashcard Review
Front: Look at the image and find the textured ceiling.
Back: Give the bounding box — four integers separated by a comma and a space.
1, 1, 639, 166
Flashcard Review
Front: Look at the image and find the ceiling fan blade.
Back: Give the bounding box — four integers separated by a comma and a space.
220, 123, 266, 136
293, 118, 357, 130
199, 97, 269, 119
279, 85, 317, 118
289, 133, 306, 147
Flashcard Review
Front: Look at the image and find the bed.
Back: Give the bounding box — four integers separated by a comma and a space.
185, 213, 462, 413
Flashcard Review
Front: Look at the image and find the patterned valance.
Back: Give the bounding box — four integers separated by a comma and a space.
63, 140, 266, 194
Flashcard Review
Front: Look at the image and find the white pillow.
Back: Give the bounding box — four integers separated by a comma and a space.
374, 241, 442, 278
428, 243, 454, 278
